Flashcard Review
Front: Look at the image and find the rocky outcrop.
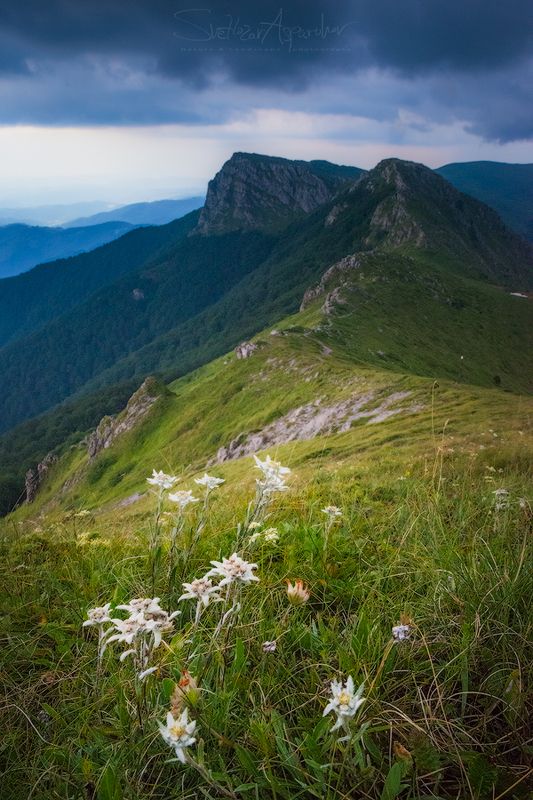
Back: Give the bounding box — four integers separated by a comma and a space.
87, 376, 167, 459
300, 253, 363, 311
194, 153, 359, 235
212, 390, 424, 464
235, 341, 258, 360
25, 452, 58, 503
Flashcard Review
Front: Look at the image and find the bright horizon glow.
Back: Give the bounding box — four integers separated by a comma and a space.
1, 112, 532, 207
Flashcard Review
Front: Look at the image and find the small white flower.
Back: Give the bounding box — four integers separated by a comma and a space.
249, 527, 279, 544
106, 614, 144, 646
392, 624, 411, 642
179, 577, 222, 608
322, 505, 342, 518
194, 473, 225, 491
262, 640, 277, 653
248, 521, 262, 530
116, 597, 165, 616
158, 709, 197, 763
83, 603, 112, 627
254, 455, 291, 495
147, 469, 177, 490
207, 553, 259, 587
323, 676, 365, 734
492, 488, 510, 511
168, 490, 200, 510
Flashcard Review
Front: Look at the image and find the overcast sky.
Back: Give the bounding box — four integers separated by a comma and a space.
0, 1, 532, 205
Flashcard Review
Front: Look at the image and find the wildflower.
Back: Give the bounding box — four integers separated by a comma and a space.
322, 505, 342, 518
83, 603, 112, 627
147, 469, 177, 490
323, 676, 365, 734
158, 709, 197, 763
254, 454, 291, 494
492, 488, 510, 511
168, 490, 200, 510
116, 597, 166, 617
170, 671, 200, 714
264, 528, 279, 543
392, 624, 411, 642
194, 473, 225, 491
179, 577, 222, 621
248, 521, 262, 530
207, 553, 259, 587
262, 640, 277, 653
286, 579, 310, 605
249, 526, 279, 544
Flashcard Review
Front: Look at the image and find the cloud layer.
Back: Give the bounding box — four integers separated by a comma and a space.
0, 0, 531, 142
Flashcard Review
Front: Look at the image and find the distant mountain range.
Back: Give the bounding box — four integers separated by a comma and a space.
436, 161, 533, 241
0, 221, 134, 279
64, 196, 204, 228
0, 152, 531, 513
0, 196, 204, 278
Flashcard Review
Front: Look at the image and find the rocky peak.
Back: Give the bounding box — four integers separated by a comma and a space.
25, 452, 58, 503
87, 376, 168, 459
194, 152, 361, 235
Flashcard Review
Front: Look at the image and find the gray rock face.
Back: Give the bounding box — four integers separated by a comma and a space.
25, 452, 58, 503
235, 341, 258, 360
194, 153, 356, 235
87, 376, 165, 459
300, 253, 362, 311
212, 390, 423, 464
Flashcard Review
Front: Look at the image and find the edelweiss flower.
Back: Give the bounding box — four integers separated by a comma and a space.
322, 505, 342, 518
116, 597, 165, 616
106, 614, 144, 646
179, 577, 222, 607
194, 473, 225, 491
254, 454, 291, 494
392, 624, 411, 642
83, 603, 112, 627
286, 579, 310, 605
168, 490, 200, 510
147, 469, 177, 490
158, 709, 197, 763
207, 553, 259, 587
323, 676, 365, 733
262, 640, 277, 653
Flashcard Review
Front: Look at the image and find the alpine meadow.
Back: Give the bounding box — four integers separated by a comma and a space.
1, 4, 532, 800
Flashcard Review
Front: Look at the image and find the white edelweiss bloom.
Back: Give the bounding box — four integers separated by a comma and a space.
323, 676, 365, 733
262, 640, 277, 653
147, 469, 177, 490
248, 521, 262, 530
322, 505, 342, 518
206, 553, 259, 587
179, 577, 222, 608
194, 473, 225, 491
106, 614, 144, 646
392, 624, 411, 642
116, 597, 165, 616
254, 454, 291, 478
83, 603, 112, 627
158, 709, 197, 763
168, 490, 200, 510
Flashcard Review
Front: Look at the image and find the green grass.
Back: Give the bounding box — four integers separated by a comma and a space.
1, 446, 532, 799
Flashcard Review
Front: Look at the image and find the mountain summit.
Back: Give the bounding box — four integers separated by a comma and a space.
194, 152, 362, 235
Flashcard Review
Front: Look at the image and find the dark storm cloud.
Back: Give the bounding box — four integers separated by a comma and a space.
0, 0, 532, 140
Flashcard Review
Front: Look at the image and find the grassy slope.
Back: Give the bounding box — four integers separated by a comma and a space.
1, 297, 532, 799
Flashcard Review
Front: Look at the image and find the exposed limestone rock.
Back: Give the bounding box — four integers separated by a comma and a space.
235, 341, 258, 359
212, 390, 424, 464
300, 253, 362, 311
25, 452, 58, 503
87, 376, 166, 459
325, 202, 348, 226
194, 153, 357, 235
